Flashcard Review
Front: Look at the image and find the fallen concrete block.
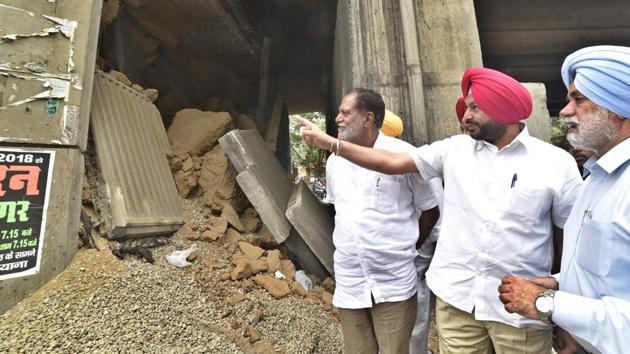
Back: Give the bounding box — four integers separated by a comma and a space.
285, 181, 334, 274
90, 70, 183, 238
235, 164, 292, 243
219, 130, 330, 277
167, 109, 233, 156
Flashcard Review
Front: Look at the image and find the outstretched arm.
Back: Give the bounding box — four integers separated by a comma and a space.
298, 117, 418, 175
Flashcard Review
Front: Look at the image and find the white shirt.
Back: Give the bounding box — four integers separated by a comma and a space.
553, 138, 630, 354
327, 133, 438, 309
409, 127, 583, 328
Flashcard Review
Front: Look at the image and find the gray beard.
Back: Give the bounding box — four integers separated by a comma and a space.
566, 108, 619, 152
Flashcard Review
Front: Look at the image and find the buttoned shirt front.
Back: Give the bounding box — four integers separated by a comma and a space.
409, 127, 583, 328
553, 138, 630, 354
326, 133, 438, 309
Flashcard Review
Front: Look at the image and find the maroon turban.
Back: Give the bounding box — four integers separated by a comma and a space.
460, 67, 532, 125
456, 96, 466, 121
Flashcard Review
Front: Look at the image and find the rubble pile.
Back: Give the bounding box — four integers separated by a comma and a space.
106, 69, 159, 103
164, 106, 338, 314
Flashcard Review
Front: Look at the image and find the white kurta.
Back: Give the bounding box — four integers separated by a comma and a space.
327, 133, 438, 309
409, 128, 583, 328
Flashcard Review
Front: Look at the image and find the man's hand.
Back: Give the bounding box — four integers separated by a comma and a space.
529, 276, 559, 290
297, 117, 334, 150
554, 327, 581, 354
497, 275, 545, 320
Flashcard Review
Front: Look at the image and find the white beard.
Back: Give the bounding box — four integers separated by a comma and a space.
566, 106, 619, 152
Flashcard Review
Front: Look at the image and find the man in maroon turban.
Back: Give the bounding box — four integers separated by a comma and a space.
299, 67, 583, 354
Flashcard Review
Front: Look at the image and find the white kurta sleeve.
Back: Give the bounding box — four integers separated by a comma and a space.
551, 153, 584, 228
409, 174, 439, 212
324, 157, 336, 204
408, 138, 451, 181
553, 291, 630, 354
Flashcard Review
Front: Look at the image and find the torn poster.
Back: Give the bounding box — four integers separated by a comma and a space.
0, 148, 55, 281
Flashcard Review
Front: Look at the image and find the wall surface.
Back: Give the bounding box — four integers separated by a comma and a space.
332, 0, 483, 145
0, 0, 102, 314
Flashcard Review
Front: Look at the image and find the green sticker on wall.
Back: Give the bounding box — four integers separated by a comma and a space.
45, 99, 59, 118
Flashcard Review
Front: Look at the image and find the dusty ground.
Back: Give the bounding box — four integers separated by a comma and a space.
0, 197, 440, 353
0, 198, 344, 353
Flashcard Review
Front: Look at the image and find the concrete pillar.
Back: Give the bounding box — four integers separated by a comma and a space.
0, 0, 102, 314
332, 0, 415, 141
332, 0, 482, 145
415, 0, 483, 141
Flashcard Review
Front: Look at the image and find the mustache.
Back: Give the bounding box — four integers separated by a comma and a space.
564, 116, 579, 126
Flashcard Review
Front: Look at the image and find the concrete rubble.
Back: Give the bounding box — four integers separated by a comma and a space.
80, 65, 337, 302
219, 130, 334, 278
75, 84, 341, 349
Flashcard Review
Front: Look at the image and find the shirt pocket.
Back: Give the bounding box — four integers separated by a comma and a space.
364, 173, 402, 213
577, 218, 613, 276
505, 188, 545, 222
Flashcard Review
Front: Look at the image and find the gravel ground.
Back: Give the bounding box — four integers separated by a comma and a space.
0, 198, 344, 354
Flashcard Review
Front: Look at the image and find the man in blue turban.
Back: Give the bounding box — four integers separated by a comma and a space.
498, 45, 630, 354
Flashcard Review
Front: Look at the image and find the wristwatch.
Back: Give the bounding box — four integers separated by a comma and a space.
534, 289, 556, 324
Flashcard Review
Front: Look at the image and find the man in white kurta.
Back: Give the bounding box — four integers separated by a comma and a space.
326, 88, 438, 354
299, 68, 583, 354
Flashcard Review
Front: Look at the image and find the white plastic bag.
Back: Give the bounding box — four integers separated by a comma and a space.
274, 271, 286, 279
295, 270, 312, 291
165, 244, 199, 268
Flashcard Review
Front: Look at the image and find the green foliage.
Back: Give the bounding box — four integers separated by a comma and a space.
289, 112, 327, 177
550, 116, 569, 150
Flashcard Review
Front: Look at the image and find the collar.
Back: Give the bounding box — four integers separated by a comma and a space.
475, 124, 531, 152
373, 131, 387, 149
588, 137, 630, 175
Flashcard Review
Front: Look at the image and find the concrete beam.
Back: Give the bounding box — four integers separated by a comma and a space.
219, 130, 293, 243
285, 181, 334, 274
219, 130, 330, 276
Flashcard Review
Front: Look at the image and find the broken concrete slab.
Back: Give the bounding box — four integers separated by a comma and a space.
219, 130, 293, 242
90, 71, 183, 238
283, 229, 328, 279
235, 164, 292, 243
167, 109, 233, 156
219, 129, 330, 277
286, 181, 334, 274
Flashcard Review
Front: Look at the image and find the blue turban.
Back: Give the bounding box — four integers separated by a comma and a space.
561, 45, 630, 119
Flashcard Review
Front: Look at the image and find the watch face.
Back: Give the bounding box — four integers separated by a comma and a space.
536, 296, 553, 313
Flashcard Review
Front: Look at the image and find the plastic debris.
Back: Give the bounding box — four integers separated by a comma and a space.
295, 270, 312, 291
165, 244, 199, 268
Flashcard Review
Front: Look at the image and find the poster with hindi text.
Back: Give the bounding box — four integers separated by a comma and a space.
0, 148, 55, 281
